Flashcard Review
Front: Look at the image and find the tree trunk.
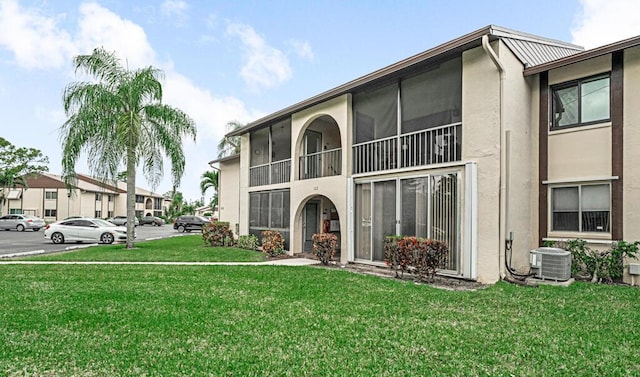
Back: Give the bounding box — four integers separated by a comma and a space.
126, 147, 136, 249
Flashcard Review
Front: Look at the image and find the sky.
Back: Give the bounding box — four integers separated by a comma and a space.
1, 0, 640, 203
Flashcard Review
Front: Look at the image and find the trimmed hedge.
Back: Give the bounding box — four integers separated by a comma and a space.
261, 230, 284, 256
384, 236, 449, 282
202, 222, 234, 247
312, 233, 337, 265
236, 234, 259, 251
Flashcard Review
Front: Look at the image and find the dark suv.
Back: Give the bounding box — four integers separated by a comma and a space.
173, 215, 210, 232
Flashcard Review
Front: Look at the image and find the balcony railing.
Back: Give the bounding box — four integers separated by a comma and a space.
353, 123, 461, 174
299, 148, 342, 180
250, 159, 291, 187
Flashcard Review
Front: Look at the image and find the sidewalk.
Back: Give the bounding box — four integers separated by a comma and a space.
0, 258, 322, 266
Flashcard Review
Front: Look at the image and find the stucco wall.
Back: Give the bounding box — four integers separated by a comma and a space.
462, 44, 501, 283
499, 40, 537, 273
219, 157, 240, 235
547, 126, 611, 181
290, 95, 350, 260
623, 46, 640, 284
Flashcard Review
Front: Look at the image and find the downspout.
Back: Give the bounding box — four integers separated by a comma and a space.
481, 35, 508, 280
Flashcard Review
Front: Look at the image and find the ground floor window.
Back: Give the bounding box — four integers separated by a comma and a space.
355, 172, 459, 271
551, 183, 610, 233
249, 189, 290, 249
44, 209, 57, 217
95, 210, 102, 218
9, 208, 21, 214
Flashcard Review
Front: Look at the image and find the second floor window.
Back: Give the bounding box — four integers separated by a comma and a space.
136, 195, 144, 203
45, 191, 57, 200
552, 74, 610, 130
95, 193, 102, 201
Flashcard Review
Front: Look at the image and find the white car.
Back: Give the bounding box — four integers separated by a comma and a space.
44, 218, 130, 244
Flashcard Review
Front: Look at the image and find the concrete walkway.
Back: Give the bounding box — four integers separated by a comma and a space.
0, 258, 321, 266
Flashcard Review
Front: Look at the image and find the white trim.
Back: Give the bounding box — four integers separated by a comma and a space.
543, 237, 616, 245
464, 162, 478, 280
351, 161, 467, 180
542, 176, 618, 185
347, 177, 354, 261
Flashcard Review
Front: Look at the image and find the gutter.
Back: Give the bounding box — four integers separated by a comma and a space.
481, 35, 508, 280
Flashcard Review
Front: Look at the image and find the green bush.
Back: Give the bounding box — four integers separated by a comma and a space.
312, 233, 337, 265
202, 222, 234, 247
261, 230, 284, 256
236, 234, 259, 251
384, 236, 449, 282
553, 239, 639, 283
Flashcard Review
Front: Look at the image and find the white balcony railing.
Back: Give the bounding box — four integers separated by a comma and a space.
249, 159, 291, 186
299, 148, 342, 180
353, 123, 461, 174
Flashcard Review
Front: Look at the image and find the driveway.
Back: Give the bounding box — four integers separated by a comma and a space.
0, 225, 182, 258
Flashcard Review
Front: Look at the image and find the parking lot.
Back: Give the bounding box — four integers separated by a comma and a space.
0, 224, 182, 257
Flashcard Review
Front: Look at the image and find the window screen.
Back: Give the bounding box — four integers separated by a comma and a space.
353, 83, 398, 144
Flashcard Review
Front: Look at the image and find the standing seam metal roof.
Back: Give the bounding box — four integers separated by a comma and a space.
502, 38, 583, 68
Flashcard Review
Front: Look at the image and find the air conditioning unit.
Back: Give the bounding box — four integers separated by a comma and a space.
530, 247, 571, 281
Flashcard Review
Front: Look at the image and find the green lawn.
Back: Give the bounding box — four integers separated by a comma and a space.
18, 235, 267, 262
0, 264, 639, 376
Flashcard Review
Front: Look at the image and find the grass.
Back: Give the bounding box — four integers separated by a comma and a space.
0, 264, 639, 376
16, 235, 267, 262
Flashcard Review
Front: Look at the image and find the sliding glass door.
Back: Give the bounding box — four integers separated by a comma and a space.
354, 173, 459, 271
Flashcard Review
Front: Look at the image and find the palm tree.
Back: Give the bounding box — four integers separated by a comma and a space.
200, 170, 218, 208
60, 47, 197, 248
217, 121, 243, 158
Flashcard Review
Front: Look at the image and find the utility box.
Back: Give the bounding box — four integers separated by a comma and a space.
530, 247, 572, 281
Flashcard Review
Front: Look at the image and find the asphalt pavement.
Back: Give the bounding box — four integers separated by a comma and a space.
0, 224, 179, 258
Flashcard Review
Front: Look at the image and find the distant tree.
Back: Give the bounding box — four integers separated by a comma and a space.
200, 170, 218, 208
217, 121, 242, 158
165, 190, 184, 219
182, 203, 196, 215
60, 47, 196, 248
0, 137, 49, 215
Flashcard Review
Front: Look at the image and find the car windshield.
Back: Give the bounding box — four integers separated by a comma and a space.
93, 219, 116, 227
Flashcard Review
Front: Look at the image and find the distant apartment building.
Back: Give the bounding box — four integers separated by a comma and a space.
0, 173, 169, 221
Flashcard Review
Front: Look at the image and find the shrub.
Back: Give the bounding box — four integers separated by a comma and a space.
312, 233, 337, 265
556, 239, 640, 283
261, 230, 284, 256
202, 221, 234, 247
237, 234, 259, 251
384, 236, 410, 278
384, 236, 449, 282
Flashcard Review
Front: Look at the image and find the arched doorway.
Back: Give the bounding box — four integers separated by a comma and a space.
299, 195, 341, 259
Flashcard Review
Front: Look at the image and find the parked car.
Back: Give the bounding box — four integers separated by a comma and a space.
139, 215, 165, 226
106, 215, 139, 227
173, 215, 210, 233
44, 218, 130, 244
0, 214, 46, 232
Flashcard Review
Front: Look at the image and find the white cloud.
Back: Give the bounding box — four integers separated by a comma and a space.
160, 0, 188, 26
75, 2, 156, 68
0, 0, 75, 69
0, 1, 260, 200
289, 39, 314, 61
572, 0, 640, 49
226, 22, 292, 91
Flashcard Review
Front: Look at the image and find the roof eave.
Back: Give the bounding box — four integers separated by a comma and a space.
524, 34, 640, 76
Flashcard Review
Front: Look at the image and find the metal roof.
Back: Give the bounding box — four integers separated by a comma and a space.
227, 25, 583, 137
502, 37, 582, 68
524, 34, 640, 76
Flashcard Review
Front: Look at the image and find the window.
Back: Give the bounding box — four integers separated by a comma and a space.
135, 195, 144, 203
9, 208, 22, 214
249, 189, 290, 248
44, 209, 57, 217
95, 193, 102, 201
108, 195, 113, 202
107, 211, 114, 218
45, 191, 57, 200
551, 184, 610, 232
552, 75, 610, 129
353, 83, 398, 144
95, 210, 102, 218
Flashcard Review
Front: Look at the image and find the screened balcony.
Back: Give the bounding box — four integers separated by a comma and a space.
250, 159, 291, 186
299, 148, 342, 179
353, 122, 461, 174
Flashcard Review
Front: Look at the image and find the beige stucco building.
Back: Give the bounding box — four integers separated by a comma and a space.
212, 25, 640, 285
1, 173, 169, 221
